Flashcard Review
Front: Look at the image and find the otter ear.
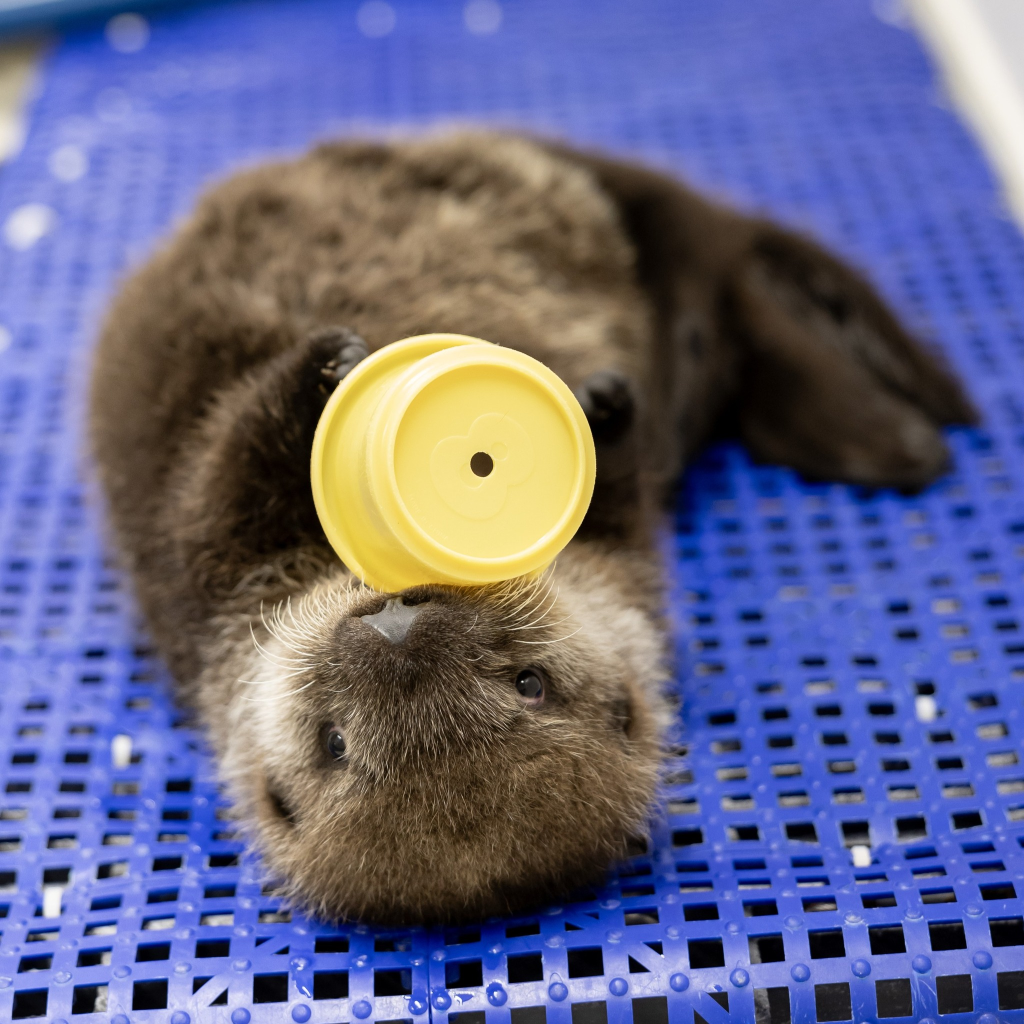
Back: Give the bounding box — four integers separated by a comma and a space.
266, 784, 297, 826
732, 226, 976, 490
574, 369, 635, 445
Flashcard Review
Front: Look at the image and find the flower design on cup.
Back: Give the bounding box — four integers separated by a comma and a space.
430, 412, 534, 520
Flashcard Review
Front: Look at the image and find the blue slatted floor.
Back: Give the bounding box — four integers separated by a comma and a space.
0, 1, 1022, 1021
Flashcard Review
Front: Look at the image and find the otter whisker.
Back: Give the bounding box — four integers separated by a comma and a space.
507, 598, 569, 632
498, 576, 548, 623
239, 678, 317, 704
507, 615, 573, 632
249, 644, 314, 674
519, 579, 558, 617
239, 661, 313, 683
248, 623, 314, 670
506, 572, 558, 625
259, 604, 313, 659
512, 625, 583, 645
504, 585, 560, 632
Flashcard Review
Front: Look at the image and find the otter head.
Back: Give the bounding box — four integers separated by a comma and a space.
218, 553, 668, 924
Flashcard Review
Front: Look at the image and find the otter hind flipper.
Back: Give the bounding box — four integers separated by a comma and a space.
540, 137, 974, 493
731, 226, 976, 490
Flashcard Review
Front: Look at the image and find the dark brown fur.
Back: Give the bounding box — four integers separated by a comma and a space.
89, 131, 973, 923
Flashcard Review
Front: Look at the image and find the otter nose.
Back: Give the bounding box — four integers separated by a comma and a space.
359, 596, 427, 645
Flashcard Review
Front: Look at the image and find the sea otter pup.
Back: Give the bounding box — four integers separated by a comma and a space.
89, 131, 973, 924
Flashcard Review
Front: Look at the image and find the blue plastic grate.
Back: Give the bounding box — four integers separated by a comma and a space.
0, 0, 1023, 1021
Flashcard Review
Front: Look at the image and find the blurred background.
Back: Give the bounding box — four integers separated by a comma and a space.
0, 0, 1023, 228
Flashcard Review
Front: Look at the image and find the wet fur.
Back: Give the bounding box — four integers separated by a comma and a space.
89, 131, 973, 923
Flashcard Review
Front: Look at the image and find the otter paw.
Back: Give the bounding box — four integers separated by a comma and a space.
310, 327, 369, 386
575, 369, 635, 444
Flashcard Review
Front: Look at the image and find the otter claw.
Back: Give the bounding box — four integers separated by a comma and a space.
311, 327, 369, 385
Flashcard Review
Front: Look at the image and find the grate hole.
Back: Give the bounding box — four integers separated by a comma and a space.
570, 1003, 607, 1024
18, 955, 52, 973
446, 960, 483, 988
971, 858, 1005, 873
687, 938, 724, 968
727, 824, 760, 841
809, 929, 846, 959
785, 822, 818, 842
936, 975, 973, 1015
991, 917, 1024, 946
510, 1010, 546, 1024
875, 978, 912, 1018
951, 810, 983, 830
841, 821, 869, 847
814, 983, 851, 1023
313, 971, 348, 999
631, 996, 668, 1024
929, 920, 967, 950
72, 983, 109, 1013
621, 883, 655, 898
508, 953, 543, 984
754, 986, 791, 1024
135, 942, 170, 962
683, 903, 717, 921
132, 979, 168, 1010
374, 938, 411, 953
982, 883, 1017, 900
76, 948, 111, 968
253, 973, 289, 1003
894, 816, 927, 840
567, 947, 603, 978
833, 787, 864, 804
861, 893, 896, 909
803, 897, 836, 913
998, 971, 1024, 1011
374, 970, 412, 996
12, 989, 47, 1019
196, 939, 229, 958
314, 937, 349, 953
737, 856, 770, 872
744, 900, 778, 917
628, 955, 649, 974
672, 828, 703, 847
624, 908, 659, 925
748, 933, 784, 963
203, 884, 235, 899
868, 925, 906, 955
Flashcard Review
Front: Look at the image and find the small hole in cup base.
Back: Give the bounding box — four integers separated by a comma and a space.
470, 452, 494, 477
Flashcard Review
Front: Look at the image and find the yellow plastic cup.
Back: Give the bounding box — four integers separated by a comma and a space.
310, 334, 597, 592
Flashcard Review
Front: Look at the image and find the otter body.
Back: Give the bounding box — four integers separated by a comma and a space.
90, 132, 972, 923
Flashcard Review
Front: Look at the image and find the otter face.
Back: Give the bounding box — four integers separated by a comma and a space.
215, 552, 668, 924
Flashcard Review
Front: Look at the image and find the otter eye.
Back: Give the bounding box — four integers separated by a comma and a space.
326, 728, 348, 762
515, 669, 545, 701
